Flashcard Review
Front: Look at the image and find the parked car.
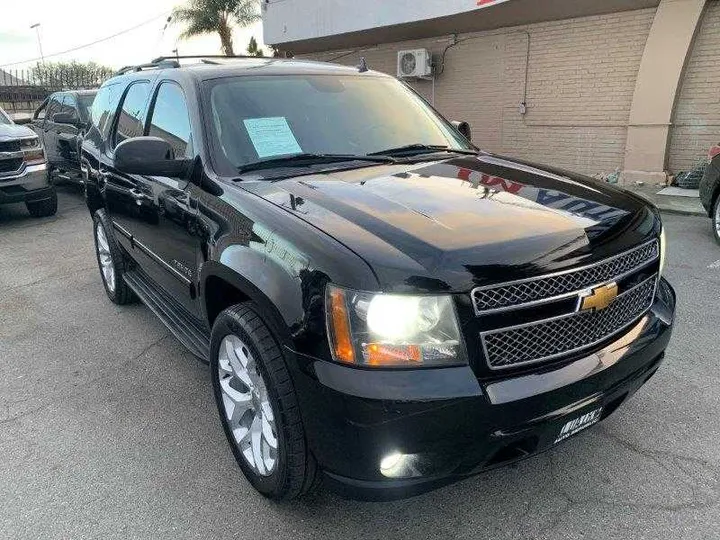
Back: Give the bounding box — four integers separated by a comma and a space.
700, 143, 720, 244
82, 57, 676, 500
0, 105, 56, 217
30, 90, 97, 184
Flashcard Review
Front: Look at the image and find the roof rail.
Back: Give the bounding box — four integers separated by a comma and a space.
113, 59, 179, 76
150, 54, 266, 63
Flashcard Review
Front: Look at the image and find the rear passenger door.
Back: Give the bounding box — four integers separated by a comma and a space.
101, 80, 153, 254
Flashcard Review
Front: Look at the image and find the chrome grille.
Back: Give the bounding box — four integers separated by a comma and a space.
481, 275, 657, 369
472, 240, 659, 314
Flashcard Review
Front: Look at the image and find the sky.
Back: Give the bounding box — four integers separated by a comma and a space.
0, 0, 267, 72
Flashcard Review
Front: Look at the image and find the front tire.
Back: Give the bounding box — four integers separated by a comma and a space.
92, 210, 135, 304
26, 189, 57, 217
713, 195, 720, 246
210, 303, 318, 500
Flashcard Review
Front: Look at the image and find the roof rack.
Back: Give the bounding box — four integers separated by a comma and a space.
113, 55, 272, 77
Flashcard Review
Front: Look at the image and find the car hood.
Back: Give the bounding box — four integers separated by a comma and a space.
0, 122, 37, 141
240, 154, 659, 293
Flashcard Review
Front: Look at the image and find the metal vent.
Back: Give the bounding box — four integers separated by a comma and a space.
481, 275, 657, 370
471, 240, 659, 314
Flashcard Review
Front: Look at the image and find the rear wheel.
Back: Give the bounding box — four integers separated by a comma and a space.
210, 303, 318, 499
713, 195, 720, 246
26, 189, 57, 217
92, 210, 135, 304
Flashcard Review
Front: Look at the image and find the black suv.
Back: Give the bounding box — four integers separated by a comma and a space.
31, 90, 97, 184
82, 57, 676, 500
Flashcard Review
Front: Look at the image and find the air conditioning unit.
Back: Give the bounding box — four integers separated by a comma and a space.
397, 49, 433, 79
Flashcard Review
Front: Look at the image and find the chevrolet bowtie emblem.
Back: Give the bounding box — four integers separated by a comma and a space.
578, 282, 618, 312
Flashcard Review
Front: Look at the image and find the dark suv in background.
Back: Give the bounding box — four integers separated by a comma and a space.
30, 90, 97, 185
81, 56, 676, 500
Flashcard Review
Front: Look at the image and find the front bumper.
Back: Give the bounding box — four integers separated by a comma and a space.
292, 278, 676, 500
0, 163, 52, 204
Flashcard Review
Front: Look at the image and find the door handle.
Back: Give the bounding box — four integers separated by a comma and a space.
129, 188, 151, 204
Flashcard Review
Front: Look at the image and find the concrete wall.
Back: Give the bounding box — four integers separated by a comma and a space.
306, 9, 656, 176
669, 0, 720, 172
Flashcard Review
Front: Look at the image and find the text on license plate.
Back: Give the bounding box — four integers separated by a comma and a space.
554, 407, 603, 444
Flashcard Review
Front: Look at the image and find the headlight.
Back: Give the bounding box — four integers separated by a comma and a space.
325, 285, 467, 368
659, 226, 667, 275
20, 137, 45, 165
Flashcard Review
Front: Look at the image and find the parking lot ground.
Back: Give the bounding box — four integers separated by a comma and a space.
1, 187, 719, 540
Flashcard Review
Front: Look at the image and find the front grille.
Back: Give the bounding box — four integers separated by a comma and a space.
481, 275, 657, 369
472, 240, 659, 314
0, 158, 23, 175
0, 141, 21, 152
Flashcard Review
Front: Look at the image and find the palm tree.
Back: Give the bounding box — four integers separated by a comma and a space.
172, 0, 261, 57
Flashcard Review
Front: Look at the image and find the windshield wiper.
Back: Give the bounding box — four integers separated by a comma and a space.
237, 153, 397, 174
367, 143, 478, 157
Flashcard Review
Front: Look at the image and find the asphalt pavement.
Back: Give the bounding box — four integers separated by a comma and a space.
1, 187, 719, 540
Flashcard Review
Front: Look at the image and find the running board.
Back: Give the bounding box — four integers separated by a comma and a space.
123, 270, 210, 362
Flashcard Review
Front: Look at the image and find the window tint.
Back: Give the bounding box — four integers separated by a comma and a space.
91, 83, 122, 139
59, 95, 76, 117
77, 93, 95, 122
148, 83, 193, 158
113, 81, 151, 147
46, 95, 62, 122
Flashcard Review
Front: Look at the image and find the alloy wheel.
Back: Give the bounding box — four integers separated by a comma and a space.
218, 334, 278, 476
714, 198, 720, 237
95, 222, 116, 293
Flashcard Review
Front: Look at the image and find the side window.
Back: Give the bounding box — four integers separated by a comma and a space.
91, 83, 123, 140
45, 95, 62, 122
147, 83, 193, 158
59, 95, 76, 118
113, 81, 151, 148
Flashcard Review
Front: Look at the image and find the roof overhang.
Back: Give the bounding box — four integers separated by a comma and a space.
267, 0, 660, 53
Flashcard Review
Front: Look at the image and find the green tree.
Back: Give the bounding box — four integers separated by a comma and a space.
246, 36, 264, 57
172, 0, 261, 56
31, 61, 114, 89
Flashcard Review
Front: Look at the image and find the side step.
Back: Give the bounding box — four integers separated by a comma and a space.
123, 270, 211, 362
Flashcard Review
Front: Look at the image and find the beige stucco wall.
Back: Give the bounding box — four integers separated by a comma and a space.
669, 0, 720, 172
305, 9, 656, 176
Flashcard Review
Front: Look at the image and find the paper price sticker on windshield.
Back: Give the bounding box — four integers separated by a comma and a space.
243, 117, 302, 158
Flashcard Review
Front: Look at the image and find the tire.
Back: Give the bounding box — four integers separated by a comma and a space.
92, 209, 135, 305
26, 189, 57, 217
210, 303, 318, 500
713, 195, 720, 246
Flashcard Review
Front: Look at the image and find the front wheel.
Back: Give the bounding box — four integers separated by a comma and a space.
210, 303, 318, 499
713, 196, 720, 246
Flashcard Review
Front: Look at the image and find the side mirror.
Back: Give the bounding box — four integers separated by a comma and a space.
53, 112, 79, 125
114, 136, 190, 177
451, 120, 472, 142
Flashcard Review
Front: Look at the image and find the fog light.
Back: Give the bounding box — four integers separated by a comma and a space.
379, 452, 421, 478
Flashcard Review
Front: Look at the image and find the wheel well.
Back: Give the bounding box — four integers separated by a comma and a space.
204, 275, 250, 327
85, 184, 104, 215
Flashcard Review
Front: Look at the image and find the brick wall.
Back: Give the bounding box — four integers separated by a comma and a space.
669, 0, 720, 173
305, 8, 656, 176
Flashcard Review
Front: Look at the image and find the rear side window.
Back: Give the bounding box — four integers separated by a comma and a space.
147, 83, 193, 158
45, 95, 62, 122
59, 95, 76, 117
113, 81, 151, 147
91, 83, 122, 139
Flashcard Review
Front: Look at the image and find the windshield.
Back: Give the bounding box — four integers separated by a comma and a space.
0, 107, 11, 125
77, 94, 96, 122
206, 75, 473, 175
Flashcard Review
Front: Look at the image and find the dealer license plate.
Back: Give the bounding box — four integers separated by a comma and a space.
554, 407, 603, 444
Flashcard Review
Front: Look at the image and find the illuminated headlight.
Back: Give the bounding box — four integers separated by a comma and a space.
325, 285, 467, 368
659, 226, 667, 275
